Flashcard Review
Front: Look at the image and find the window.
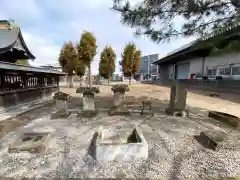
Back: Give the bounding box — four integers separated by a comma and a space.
232, 67, 240, 75
207, 69, 213, 76
212, 69, 217, 76
219, 67, 231, 75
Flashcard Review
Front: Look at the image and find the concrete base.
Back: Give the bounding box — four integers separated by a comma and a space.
8, 132, 50, 154
165, 108, 189, 117
50, 110, 71, 119
79, 110, 98, 118
108, 105, 130, 116
94, 127, 148, 162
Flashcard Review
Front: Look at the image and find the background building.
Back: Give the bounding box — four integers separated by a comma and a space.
153, 27, 240, 80
137, 53, 160, 81
40, 63, 62, 72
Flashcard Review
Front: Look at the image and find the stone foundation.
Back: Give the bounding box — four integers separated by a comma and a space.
0, 87, 58, 113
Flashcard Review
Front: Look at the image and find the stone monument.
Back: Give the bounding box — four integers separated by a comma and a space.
76, 86, 100, 117
165, 82, 189, 117
51, 92, 71, 119
108, 84, 130, 116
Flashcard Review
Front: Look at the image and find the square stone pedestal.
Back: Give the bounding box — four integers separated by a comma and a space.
165, 83, 189, 117
108, 84, 130, 116
76, 86, 100, 117
94, 126, 148, 162
8, 132, 51, 154
51, 92, 71, 119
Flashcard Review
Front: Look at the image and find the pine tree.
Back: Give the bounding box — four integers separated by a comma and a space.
112, 0, 240, 43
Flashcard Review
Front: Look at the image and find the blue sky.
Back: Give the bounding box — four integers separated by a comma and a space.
0, 0, 196, 74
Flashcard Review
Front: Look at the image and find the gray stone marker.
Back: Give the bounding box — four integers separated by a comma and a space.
51, 92, 71, 119
141, 96, 153, 116
195, 130, 227, 150
108, 84, 130, 116
165, 82, 189, 117
76, 86, 100, 117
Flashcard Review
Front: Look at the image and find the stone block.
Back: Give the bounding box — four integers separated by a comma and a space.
111, 84, 129, 93
76, 86, 100, 94
94, 126, 148, 162
165, 83, 188, 117
109, 84, 130, 116
53, 92, 71, 101
51, 99, 70, 119
76, 86, 100, 117
8, 132, 51, 154
194, 130, 227, 150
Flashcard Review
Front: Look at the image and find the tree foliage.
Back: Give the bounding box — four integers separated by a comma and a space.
120, 43, 141, 82
77, 31, 97, 67
15, 59, 29, 66
58, 41, 77, 76
99, 45, 116, 81
112, 0, 240, 43
75, 60, 86, 77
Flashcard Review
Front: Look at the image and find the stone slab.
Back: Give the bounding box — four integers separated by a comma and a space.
94, 127, 148, 162
195, 130, 227, 151
167, 83, 188, 115
208, 111, 240, 127
8, 132, 51, 154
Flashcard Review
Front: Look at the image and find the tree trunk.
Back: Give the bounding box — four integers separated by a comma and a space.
129, 76, 132, 85
80, 76, 84, 86
67, 75, 73, 88
88, 65, 92, 87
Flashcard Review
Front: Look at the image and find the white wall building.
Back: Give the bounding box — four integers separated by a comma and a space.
153, 29, 240, 80
137, 53, 160, 81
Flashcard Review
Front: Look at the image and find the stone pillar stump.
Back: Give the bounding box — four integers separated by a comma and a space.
165, 82, 189, 117
76, 86, 99, 117
108, 84, 130, 116
51, 92, 71, 119
141, 97, 153, 116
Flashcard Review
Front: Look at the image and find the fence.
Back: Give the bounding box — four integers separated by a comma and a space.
142, 79, 240, 94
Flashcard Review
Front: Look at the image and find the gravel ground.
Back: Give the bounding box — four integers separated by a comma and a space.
0, 84, 240, 179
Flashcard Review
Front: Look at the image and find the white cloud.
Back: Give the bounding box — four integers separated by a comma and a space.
22, 32, 61, 65
0, 0, 197, 74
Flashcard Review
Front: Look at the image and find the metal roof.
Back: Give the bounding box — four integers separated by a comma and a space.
0, 20, 35, 59
153, 27, 240, 65
0, 61, 66, 75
